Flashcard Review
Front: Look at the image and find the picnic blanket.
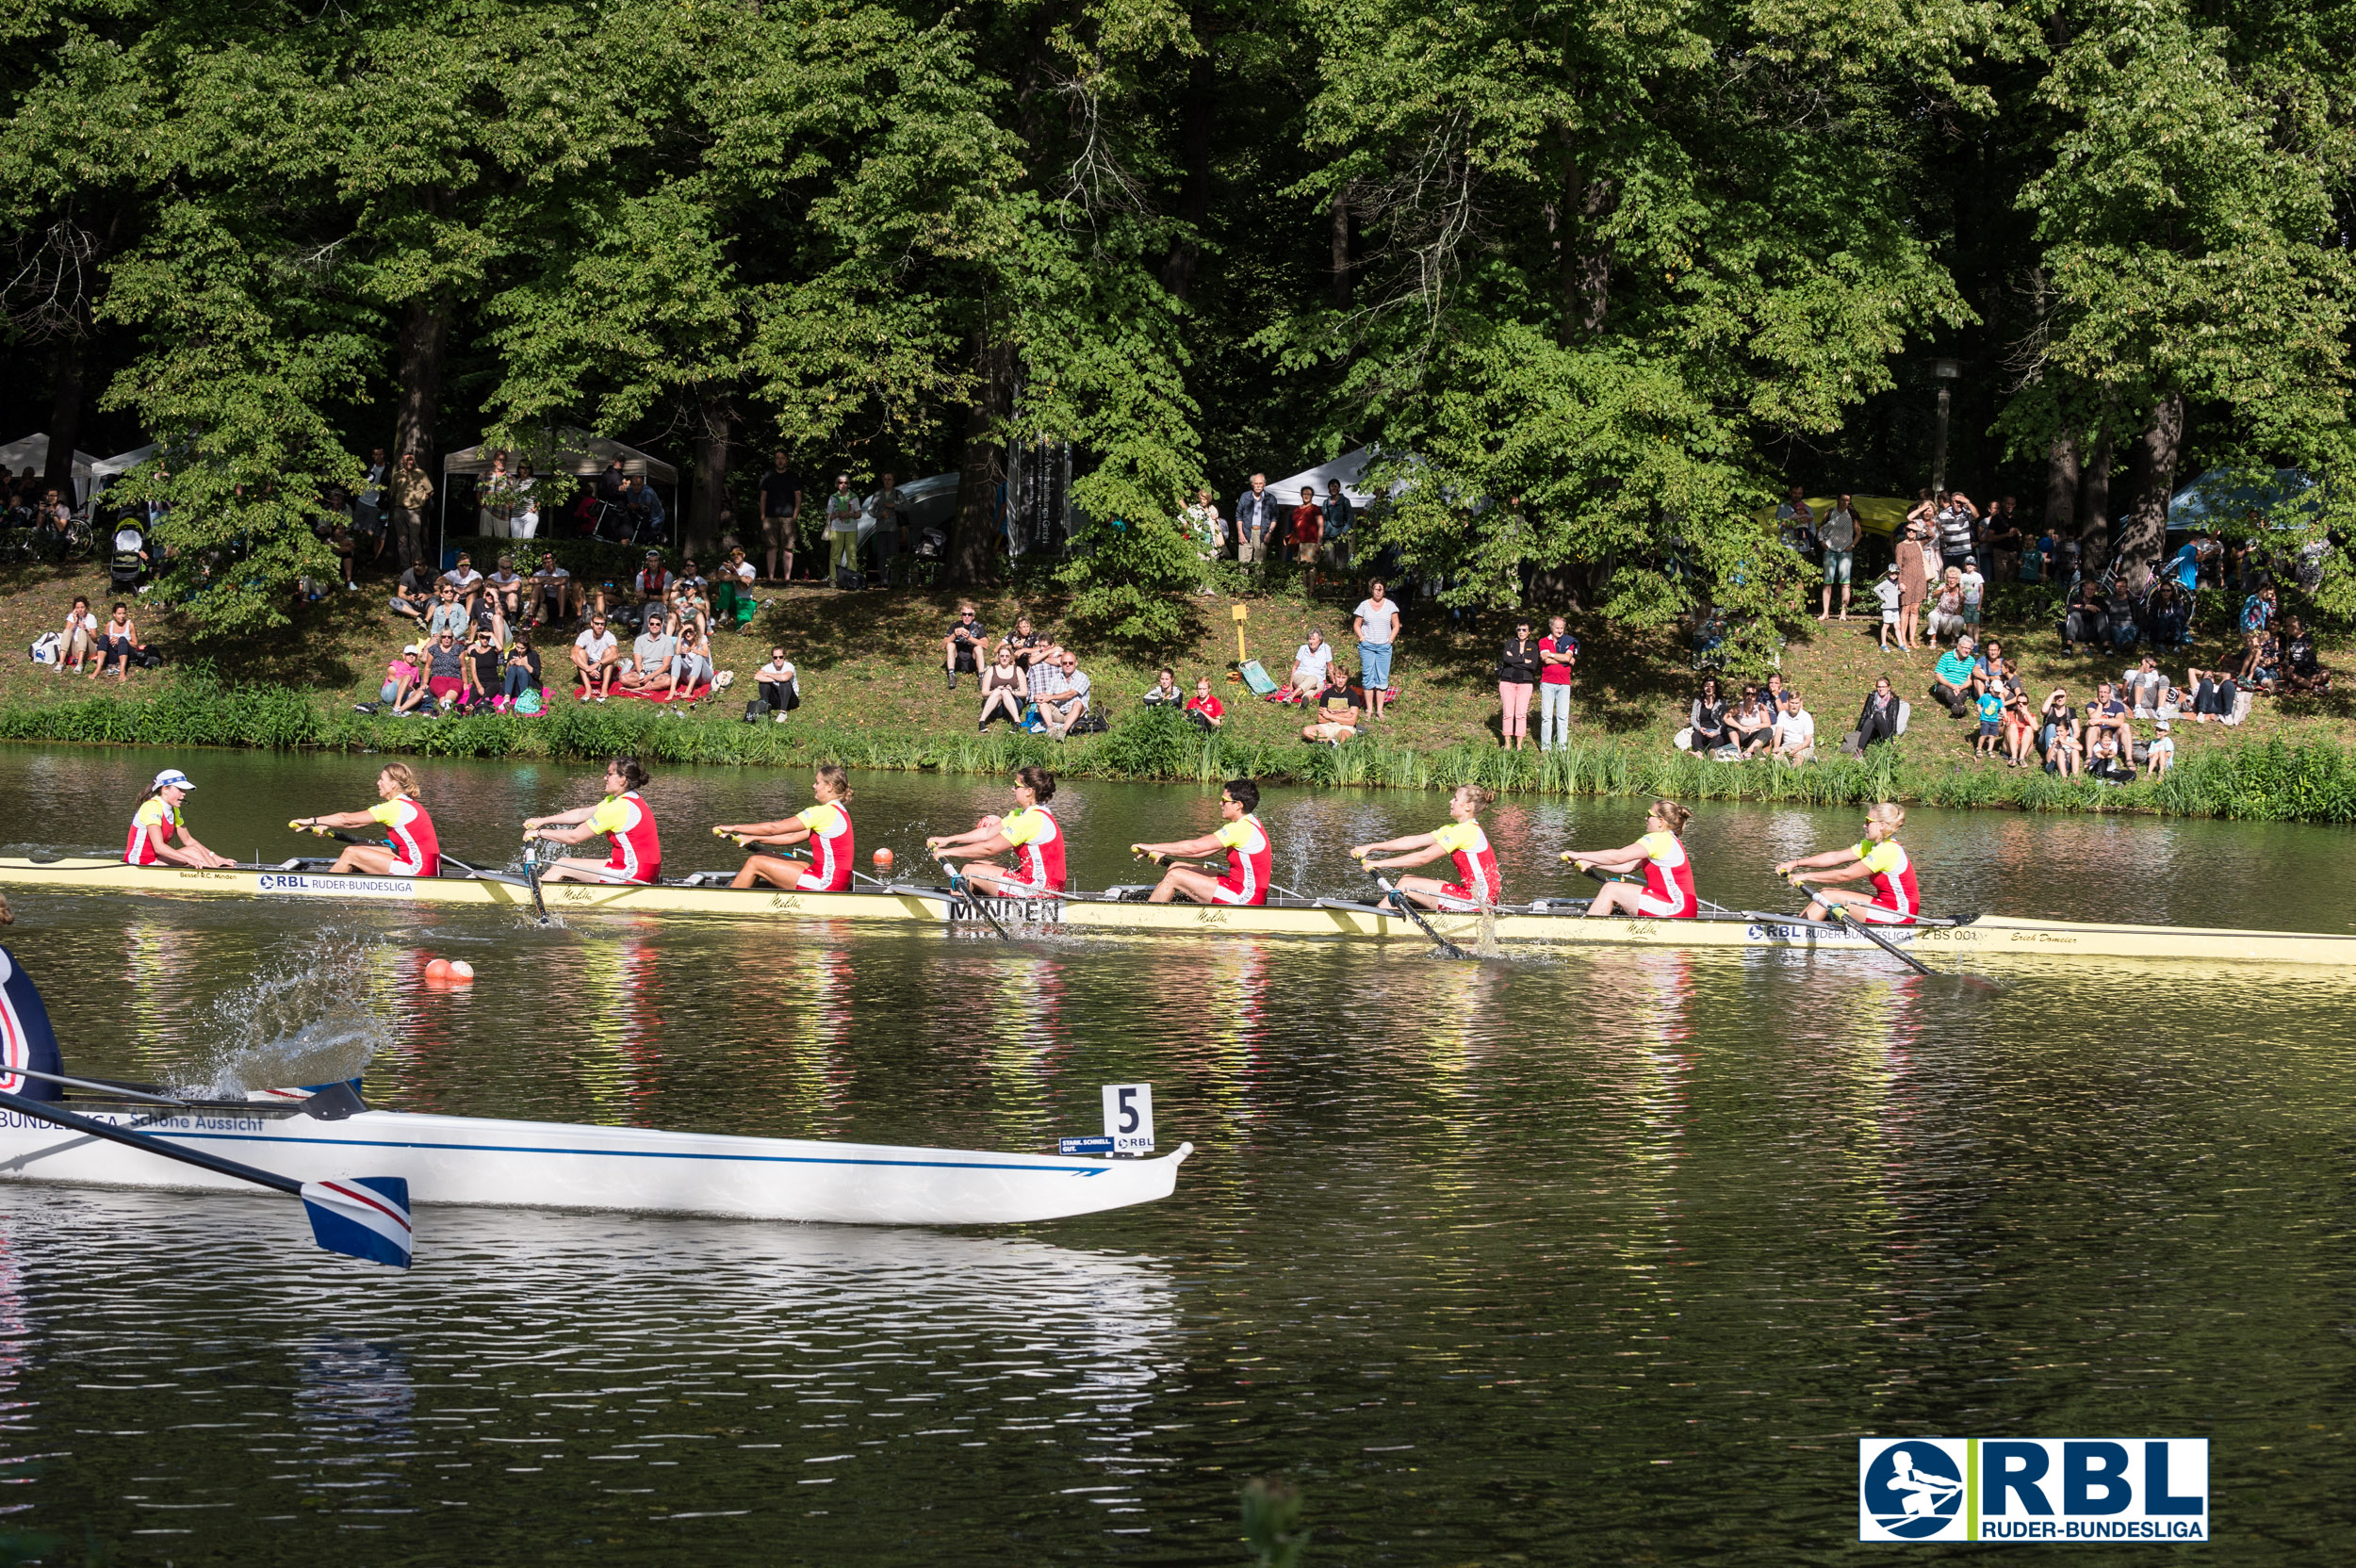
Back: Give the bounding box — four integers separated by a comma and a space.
1236, 660, 1279, 696
574, 681, 715, 705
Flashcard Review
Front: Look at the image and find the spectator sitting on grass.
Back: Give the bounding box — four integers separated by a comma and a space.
2280, 616, 2331, 695
941, 602, 989, 690
502, 640, 543, 708
1300, 664, 1363, 745
754, 645, 796, 718
467, 580, 507, 650
60, 596, 97, 673
424, 629, 466, 710
2145, 720, 2175, 776
2085, 681, 2134, 757
441, 552, 483, 613
1931, 634, 1977, 714
462, 628, 502, 711
1926, 567, 1966, 642
630, 551, 670, 629
487, 555, 526, 623
425, 582, 469, 642
390, 563, 432, 622
2040, 689, 2081, 774
1687, 676, 1729, 754
529, 552, 574, 627
624, 615, 679, 697
1142, 668, 1183, 708
2000, 681, 2037, 766
1852, 675, 1903, 751
573, 614, 621, 701
1284, 629, 1333, 703
1727, 687, 1775, 757
92, 602, 144, 681
1186, 677, 1225, 731
977, 645, 1027, 730
1040, 650, 1091, 739
1001, 615, 1054, 678
1772, 693, 1816, 764
2086, 728, 2130, 783
1971, 637, 2004, 701
378, 642, 428, 716
2186, 663, 2239, 723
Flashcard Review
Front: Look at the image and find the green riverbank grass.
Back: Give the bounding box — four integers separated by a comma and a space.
4, 560, 2356, 822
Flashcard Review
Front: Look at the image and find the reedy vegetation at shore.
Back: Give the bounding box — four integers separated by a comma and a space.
8, 674, 2356, 825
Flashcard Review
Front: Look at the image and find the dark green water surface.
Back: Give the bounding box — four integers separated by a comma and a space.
0, 747, 2346, 1563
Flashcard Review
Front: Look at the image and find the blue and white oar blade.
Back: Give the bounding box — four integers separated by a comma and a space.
300, 1176, 414, 1268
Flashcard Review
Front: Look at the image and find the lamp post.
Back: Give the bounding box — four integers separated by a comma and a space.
1931, 358, 1960, 492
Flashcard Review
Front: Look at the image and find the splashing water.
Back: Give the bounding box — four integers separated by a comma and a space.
185, 931, 396, 1096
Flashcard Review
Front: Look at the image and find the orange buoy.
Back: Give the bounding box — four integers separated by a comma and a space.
447, 960, 475, 982
424, 957, 452, 980
874, 847, 894, 871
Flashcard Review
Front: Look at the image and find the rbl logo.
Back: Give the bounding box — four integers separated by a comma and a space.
1858, 1438, 2208, 1543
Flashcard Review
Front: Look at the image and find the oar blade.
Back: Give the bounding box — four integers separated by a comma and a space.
301, 1176, 414, 1268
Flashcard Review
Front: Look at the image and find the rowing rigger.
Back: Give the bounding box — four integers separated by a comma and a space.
4, 856, 2355, 965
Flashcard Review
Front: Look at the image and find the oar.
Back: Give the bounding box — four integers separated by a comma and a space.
1784, 874, 1963, 982
0, 1086, 412, 1267
936, 853, 1015, 942
1358, 859, 1472, 960
296, 823, 549, 920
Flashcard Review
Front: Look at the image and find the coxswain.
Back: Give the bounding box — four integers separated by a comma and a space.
1560, 799, 1697, 918
925, 765, 1065, 896
123, 768, 235, 869
1130, 778, 1271, 905
1349, 784, 1501, 911
291, 763, 442, 877
1776, 801, 1919, 924
711, 763, 856, 891
524, 756, 662, 883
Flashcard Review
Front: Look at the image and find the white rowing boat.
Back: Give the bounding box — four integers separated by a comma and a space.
0, 1082, 1191, 1228
6, 855, 2356, 965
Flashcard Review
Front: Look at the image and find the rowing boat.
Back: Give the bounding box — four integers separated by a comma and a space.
5, 855, 2353, 965
0, 1080, 1192, 1226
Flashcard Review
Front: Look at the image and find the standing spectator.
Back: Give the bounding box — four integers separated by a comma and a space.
1852, 675, 1904, 751
941, 602, 990, 690
326, 514, 358, 591
871, 471, 908, 567
1982, 499, 2023, 583
597, 458, 629, 507
1771, 692, 1816, 763
1351, 580, 1401, 720
1040, 650, 1091, 739
1497, 617, 1539, 750
825, 472, 862, 586
1939, 491, 1980, 568
59, 596, 98, 673
573, 613, 622, 701
1537, 615, 1577, 751
1895, 508, 1933, 650
624, 474, 666, 542
976, 645, 1026, 730
2145, 720, 2175, 776
1775, 486, 1817, 556
1185, 677, 1226, 731
758, 451, 801, 583
423, 629, 466, 709
1184, 487, 1224, 580
1285, 629, 1334, 703
1290, 485, 1323, 586
1233, 474, 1279, 567
355, 447, 389, 564
2235, 583, 2278, 681
1817, 493, 1858, 621
1323, 479, 1354, 572
1972, 681, 2004, 759
388, 451, 433, 571
1871, 562, 1904, 651
1957, 554, 1986, 631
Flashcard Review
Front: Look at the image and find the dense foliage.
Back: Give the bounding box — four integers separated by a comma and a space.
6, 0, 2356, 651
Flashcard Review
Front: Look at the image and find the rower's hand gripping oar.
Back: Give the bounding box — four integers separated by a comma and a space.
1784, 874, 1942, 979
935, 852, 1015, 942
1357, 856, 1473, 960
1131, 847, 1313, 904
0, 1086, 413, 1267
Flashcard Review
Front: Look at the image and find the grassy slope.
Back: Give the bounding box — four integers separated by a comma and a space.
0, 556, 2348, 793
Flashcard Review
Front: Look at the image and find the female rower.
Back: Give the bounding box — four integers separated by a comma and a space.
925, 765, 1065, 896
1130, 778, 1271, 905
123, 768, 235, 869
712, 763, 856, 891
1349, 784, 1501, 910
1560, 799, 1697, 918
524, 756, 663, 883
1775, 801, 1919, 924
292, 763, 442, 877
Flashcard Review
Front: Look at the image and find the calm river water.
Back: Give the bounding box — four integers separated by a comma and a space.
0, 745, 2348, 1564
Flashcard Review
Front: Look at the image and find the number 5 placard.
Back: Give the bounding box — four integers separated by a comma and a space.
1102, 1084, 1155, 1154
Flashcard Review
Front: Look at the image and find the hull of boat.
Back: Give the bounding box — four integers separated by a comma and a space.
0, 1102, 1191, 1226
6, 858, 2355, 965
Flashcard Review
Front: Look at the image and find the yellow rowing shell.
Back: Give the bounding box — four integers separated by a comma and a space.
7, 856, 2355, 966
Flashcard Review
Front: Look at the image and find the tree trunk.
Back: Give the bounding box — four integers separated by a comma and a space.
41, 336, 85, 505
1160, 49, 1214, 300
392, 295, 451, 465
1330, 187, 1351, 309
690, 390, 732, 560
952, 335, 1014, 584
2044, 433, 2078, 530
2120, 394, 2184, 568
1574, 178, 1614, 333
2078, 439, 2112, 568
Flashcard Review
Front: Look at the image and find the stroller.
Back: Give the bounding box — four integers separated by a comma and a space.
109, 524, 148, 593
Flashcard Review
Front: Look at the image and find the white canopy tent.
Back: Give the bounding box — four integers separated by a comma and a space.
89, 441, 162, 483
439, 430, 679, 557
1268, 445, 1390, 510
0, 433, 100, 507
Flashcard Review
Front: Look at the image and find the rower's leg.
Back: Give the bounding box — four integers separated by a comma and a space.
1583, 882, 1636, 918
731, 856, 809, 891
329, 844, 395, 876
1393, 874, 1447, 910
1149, 867, 1219, 905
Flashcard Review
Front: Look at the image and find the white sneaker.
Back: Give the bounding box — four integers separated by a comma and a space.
773, 712, 786, 724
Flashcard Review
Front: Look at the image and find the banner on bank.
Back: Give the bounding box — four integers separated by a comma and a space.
1857, 1438, 2208, 1543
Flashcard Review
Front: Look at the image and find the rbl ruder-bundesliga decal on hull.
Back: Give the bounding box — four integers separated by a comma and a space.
1857, 1438, 2208, 1543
